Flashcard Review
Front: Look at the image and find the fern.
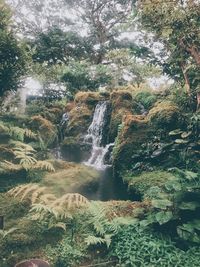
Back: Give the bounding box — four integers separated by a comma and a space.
0, 160, 22, 171
30, 203, 72, 221
0, 122, 9, 134
53, 193, 89, 210
88, 202, 110, 236
24, 128, 37, 140
7, 184, 47, 204
85, 235, 111, 247
33, 160, 55, 172
9, 126, 25, 141
2, 142, 55, 172
0, 228, 19, 238
84, 202, 133, 249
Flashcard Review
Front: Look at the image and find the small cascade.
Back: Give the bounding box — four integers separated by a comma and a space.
84, 101, 113, 170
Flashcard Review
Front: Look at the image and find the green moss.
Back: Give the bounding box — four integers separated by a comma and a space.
148, 101, 183, 130
109, 90, 134, 141
67, 104, 93, 137
113, 115, 152, 175
75, 91, 101, 105
30, 115, 57, 146
134, 90, 158, 110
125, 171, 176, 198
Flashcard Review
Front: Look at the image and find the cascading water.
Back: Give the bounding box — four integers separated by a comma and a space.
84, 101, 114, 170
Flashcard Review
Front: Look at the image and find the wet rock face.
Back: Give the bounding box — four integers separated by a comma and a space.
65, 92, 109, 138
61, 137, 92, 163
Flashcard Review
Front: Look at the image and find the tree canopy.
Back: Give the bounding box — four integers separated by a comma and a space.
0, 0, 27, 97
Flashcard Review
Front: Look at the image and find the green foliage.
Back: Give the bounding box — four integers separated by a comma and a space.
139, 169, 200, 244
85, 202, 133, 249
0, 121, 37, 142
110, 223, 200, 267
0, 227, 19, 239
126, 171, 175, 197
31, 27, 93, 64
46, 237, 85, 267
1, 141, 55, 172
61, 61, 111, 94
0, 0, 27, 97
134, 91, 157, 110
167, 113, 200, 168
138, 0, 200, 94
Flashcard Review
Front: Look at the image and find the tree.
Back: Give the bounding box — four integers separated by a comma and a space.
31, 27, 93, 64
0, 0, 27, 97
105, 48, 161, 87
65, 0, 136, 63
137, 0, 200, 96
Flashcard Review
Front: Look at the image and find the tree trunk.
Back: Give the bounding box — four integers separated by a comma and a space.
181, 64, 191, 95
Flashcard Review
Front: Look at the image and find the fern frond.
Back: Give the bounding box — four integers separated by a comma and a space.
0, 122, 9, 134
85, 235, 110, 247
88, 202, 109, 236
31, 187, 48, 204
10, 141, 36, 152
53, 193, 89, 209
30, 203, 72, 221
48, 222, 67, 231
7, 184, 47, 204
9, 126, 25, 141
39, 193, 57, 204
24, 129, 37, 140
33, 161, 55, 172
0, 227, 19, 238
1, 160, 22, 171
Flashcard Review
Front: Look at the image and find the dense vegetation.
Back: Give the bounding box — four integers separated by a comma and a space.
0, 0, 200, 266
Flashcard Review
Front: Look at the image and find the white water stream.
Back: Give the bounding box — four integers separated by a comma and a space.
84, 101, 114, 170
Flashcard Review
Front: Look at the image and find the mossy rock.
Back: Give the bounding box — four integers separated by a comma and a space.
113, 115, 152, 175
110, 90, 133, 112
109, 90, 134, 141
125, 171, 177, 199
29, 115, 57, 146
41, 107, 63, 124
67, 104, 93, 137
75, 92, 101, 105
148, 101, 183, 130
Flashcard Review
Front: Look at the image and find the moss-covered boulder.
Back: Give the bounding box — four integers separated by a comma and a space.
123, 171, 177, 199
66, 91, 110, 138
109, 90, 134, 141
148, 101, 183, 130
113, 115, 152, 175
30, 115, 57, 146
67, 104, 93, 137
41, 106, 63, 124
74, 91, 109, 106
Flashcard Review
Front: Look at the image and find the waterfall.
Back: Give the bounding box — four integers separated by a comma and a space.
84, 101, 113, 170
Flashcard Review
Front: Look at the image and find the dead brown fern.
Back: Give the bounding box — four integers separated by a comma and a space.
52, 193, 89, 209
7, 184, 49, 204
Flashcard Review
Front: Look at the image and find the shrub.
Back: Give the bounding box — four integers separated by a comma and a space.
110, 224, 200, 267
